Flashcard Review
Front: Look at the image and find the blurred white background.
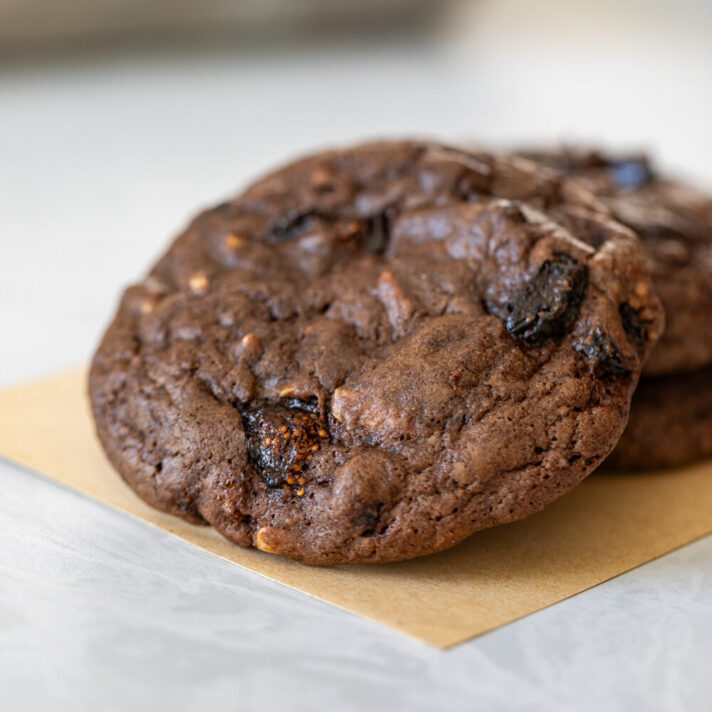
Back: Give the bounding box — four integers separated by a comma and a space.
2, 0, 711, 387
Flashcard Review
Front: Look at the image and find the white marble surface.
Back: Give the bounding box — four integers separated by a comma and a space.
3, 459, 712, 712
2, 2, 712, 709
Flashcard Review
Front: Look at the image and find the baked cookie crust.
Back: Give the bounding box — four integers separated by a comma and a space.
90, 141, 663, 564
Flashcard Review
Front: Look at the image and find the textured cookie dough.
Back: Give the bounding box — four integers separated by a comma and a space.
90, 141, 663, 565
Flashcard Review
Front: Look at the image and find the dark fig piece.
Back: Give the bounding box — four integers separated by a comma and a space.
506, 255, 588, 346
242, 401, 327, 490
577, 329, 630, 378
270, 210, 391, 254
337, 214, 390, 254
362, 214, 390, 254
619, 302, 647, 350
576, 303, 646, 378
269, 211, 320, 244
609, 157, 653, 190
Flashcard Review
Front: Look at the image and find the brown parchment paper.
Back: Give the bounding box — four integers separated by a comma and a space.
1, 369, 712, 648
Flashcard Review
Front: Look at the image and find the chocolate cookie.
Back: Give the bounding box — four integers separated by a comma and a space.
89, 141, 663, 565
522, 148, 712, 375
605, 365, 712, 470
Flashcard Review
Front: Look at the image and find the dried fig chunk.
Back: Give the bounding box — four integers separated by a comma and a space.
270, 211, 320, 244
575, 303, 647, 378
577, 329, 630, 378
506, 255, 588, 346
336, 215, 390, 254
609, 157, 653, 190
619, 302, 646, 350
242, 401, 327, 489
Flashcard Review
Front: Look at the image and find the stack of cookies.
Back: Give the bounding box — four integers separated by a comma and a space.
524, 149, 712, 470
89, 140, 709, 566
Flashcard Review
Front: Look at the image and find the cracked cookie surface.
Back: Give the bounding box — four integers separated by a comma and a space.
522, 148, 712, 375
89, 141, 663, 565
